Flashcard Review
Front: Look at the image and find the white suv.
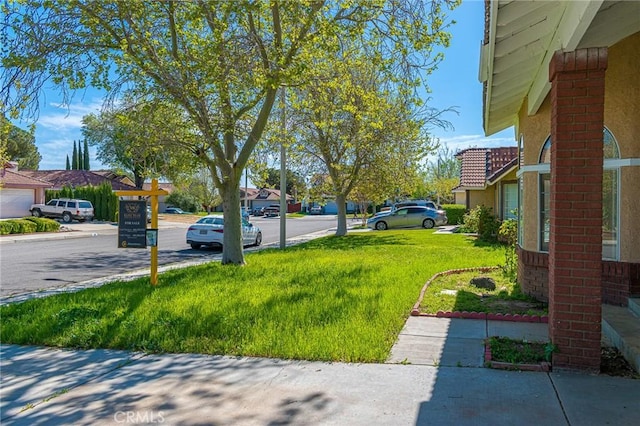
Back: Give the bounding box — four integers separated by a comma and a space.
30, 198, 95, 223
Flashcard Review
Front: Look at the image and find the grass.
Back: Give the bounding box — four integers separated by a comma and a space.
488, 337, 553, 364
418, 270, 548, 316
0, 231, 506, 363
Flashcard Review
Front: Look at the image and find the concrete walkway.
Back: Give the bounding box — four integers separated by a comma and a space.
2, 331, 639, 425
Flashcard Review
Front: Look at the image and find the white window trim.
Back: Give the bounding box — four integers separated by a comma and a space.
517, 164, 550, 177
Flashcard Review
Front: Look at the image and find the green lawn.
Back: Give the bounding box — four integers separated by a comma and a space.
0, 231, 505, 362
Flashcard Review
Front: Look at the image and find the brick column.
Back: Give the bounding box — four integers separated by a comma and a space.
548, 48, 607, 372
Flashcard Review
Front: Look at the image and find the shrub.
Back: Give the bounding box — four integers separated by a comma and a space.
460, 205, 500, 242
0, 221, 14, 235
24, 217, 61, 232
166, 190, 202, 213
441, 204, 466, 225
499, 219, 518, 282
6, 219, 38, 234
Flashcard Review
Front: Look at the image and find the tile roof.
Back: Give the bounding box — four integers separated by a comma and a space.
456, 147, 518, 189
0, 169, 53, 188
18, 170, 137, 190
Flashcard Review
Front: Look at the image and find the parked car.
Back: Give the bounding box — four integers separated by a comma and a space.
263, 204, 280, 217
252, 207, 265, 216
165, 207, 186, 214
30, 198, 94, 223
309, 206, 323, 215
186, 215, 262, 249
147, 206, 152, 223
367, 206, 447, 230
393, 200, 440, 210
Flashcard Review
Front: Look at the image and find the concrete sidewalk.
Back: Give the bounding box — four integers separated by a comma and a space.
2, 335, 639, 426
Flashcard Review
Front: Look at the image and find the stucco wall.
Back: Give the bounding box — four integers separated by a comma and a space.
606, 32, 640, 262
516, 31, 640, 262
467, 187, 495, 214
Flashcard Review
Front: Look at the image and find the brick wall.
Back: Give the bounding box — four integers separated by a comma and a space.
517, 247, 549, 302
548, 48, 607, 372
519, 248, 640, 307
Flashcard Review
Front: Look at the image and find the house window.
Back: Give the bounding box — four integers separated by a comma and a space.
502, 183, 517, 220
518, 177, 524, 247
539, 173, 550, 252
537, 129, 620, 258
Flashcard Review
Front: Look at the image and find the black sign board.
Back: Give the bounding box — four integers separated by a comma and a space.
118, 200, 147, 248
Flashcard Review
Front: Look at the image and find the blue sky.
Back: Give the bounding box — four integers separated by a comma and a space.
16, 0, 515, 172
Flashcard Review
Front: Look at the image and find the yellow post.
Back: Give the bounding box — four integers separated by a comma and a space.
115, 178, 167, 286
150, 179, 159, 286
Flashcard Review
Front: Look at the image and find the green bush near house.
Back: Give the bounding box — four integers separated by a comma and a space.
3, 219, 37, 234
0, 217, 61, 235
23, 217, 61, 232
442, 204, 466, 225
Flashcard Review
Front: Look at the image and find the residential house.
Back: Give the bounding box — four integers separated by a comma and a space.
239, 187, 296, 213
480, 0, 639, 372
453, 147, 518, 220
0, 162, 52, 218
19, 170, 136, 201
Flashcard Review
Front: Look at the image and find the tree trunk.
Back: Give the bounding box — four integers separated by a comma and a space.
335, 193, 347, 236
221, 176, 245, 265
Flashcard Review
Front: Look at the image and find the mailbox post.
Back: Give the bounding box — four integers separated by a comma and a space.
115, 179, 168, 286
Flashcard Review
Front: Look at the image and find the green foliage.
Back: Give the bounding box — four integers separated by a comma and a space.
72, 141, 78, 170
166, 190, 201, 213
0, 221, 14, 235
23, 216, 61, 232
0, 231, 502, 361
3, 219, 37, 234
442, 204, 466, 225
488, 337, 549, 364
460, 205, 500, 242
498, 219, 518, 282
1, 115, 41, 170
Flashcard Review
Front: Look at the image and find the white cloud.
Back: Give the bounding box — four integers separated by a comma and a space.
37, 99, 104, 131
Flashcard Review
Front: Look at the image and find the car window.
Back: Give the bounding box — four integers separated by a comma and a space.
396, 209, 408, 216
67, 201, 76, 208
57, 200, 67, 207
46, 200, 57, 206
408, 207, 424, 214
79, 202, 92, 208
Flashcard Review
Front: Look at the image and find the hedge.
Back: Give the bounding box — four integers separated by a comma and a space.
0, 217, 60, 235
442, 204, 466, 225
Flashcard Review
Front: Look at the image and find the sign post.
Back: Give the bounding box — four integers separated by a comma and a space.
115, 179, 168, 286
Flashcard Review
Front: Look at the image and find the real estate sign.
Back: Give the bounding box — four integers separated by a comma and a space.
118, 200, 147, 248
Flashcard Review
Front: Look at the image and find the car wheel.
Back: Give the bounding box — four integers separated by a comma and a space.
62, 212, 73, 223
375, 221, 387, 231
32, 209, 41, 218
254, 232, 262, 247
422, 218, 435, 229
190, 243, 202, 250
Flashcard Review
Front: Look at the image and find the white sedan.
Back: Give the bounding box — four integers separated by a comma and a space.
186, 215, 262, 250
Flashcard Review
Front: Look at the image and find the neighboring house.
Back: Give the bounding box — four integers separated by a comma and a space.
480, 1, 640, 372
453, 147, 518, 220
0, 162, 53, 218
239, 187, 295, 213
19, 170, 136, 202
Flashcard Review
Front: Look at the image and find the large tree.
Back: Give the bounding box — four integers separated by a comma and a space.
1, 116, 41, 170
2, 0, 459, 264
286, 42, 451, 235
82, 97, 199, 188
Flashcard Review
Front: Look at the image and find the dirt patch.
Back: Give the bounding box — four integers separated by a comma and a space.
600, 346, 639, 379
159, 214, 202, 224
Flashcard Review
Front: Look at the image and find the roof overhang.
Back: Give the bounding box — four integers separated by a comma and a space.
480, 0, 640, 136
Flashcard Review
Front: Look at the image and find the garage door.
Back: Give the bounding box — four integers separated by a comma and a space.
0, 188, 35, 219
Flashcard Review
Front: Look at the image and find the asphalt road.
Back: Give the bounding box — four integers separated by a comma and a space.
0, 215, 341, 298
